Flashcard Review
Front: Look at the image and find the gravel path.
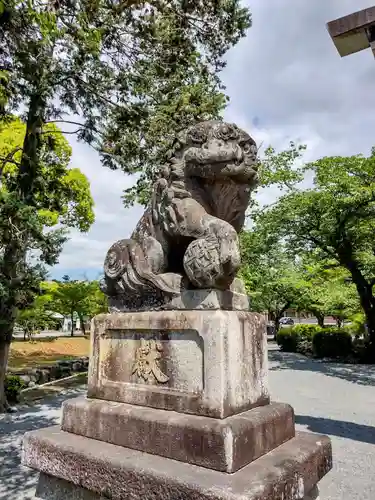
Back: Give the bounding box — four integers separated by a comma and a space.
1, 346, 374, 500
268, 344, 375, 500
0, 387, 86, 500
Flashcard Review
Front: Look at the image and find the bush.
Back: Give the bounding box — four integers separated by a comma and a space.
312, 328, 353, 359
277, 324, 355, 359
347, 312, 366, 337
5, 375, 26, 403
277, 324, 323, 352
352, 338, 368, 362
296, 339, 314, 357
276, 327, 299, 352
292, 324, 323, 340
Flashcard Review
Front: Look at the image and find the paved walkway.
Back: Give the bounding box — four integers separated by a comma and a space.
0, 347, 374, 499
268, 344, 375, 500
0, 387, 86, 500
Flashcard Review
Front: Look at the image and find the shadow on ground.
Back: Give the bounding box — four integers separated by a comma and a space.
296, 414, 375, 445
268, 345, 375, 387
0, 387, 86, 500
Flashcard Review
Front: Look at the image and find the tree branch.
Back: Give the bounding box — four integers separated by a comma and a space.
0, 147, 23, 173
75, 76, 122, 109
44, 119, 103, 136
40, 129, 82, 136
303, 234, 336, 258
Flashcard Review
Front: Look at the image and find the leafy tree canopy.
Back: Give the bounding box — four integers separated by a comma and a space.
240, 230, 305, 331
251, 149, 375, 358
1, 0, 252, 206
0, 116, 94, 229
49, 277, 107, 335
294, 255, 359, 327
0, 0, 254, 411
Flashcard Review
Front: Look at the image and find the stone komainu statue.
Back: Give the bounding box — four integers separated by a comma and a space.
101, 120, 259, 308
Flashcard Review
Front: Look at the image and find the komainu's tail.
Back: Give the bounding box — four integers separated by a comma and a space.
102, 239, 179, 296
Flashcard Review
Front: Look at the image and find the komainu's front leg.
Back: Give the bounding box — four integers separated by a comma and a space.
167, 198, 241, 289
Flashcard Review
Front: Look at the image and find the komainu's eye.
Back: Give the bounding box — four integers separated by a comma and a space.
242, 142, 257, 156
215, 123, 239, 141
188, 127, 207, 144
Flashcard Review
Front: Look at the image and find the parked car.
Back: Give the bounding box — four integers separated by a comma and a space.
279, 317, 294, 326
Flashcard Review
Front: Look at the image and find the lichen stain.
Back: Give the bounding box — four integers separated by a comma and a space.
101, 340, 132, 382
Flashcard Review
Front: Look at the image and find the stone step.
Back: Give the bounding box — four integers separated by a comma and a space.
22, 426, 331, 500
61, 397, 295, 473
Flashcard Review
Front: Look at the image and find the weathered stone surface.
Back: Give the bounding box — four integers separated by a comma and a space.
304, 486, 319, 500
108, 287, 249, 312
88, 310, 269, 418
23, 426, 332, 500
100, 121, 259, 309
36, 474, 99, 500
35, 474, 321, 500
61, 397, 294, 473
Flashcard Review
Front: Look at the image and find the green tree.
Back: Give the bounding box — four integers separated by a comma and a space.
51, 278, 107, 336
257, 149, 375, 360
0, 0, 253, 410
295, 257, 359, 328
86, 280, 109, 317
238, 141, 308, 332
1, 0, 252, 207
0, 116, 94, 227
16, 297, 57, 341
0, 116, 94, 411
16, 280, 65, 340
240, 231, 304, 333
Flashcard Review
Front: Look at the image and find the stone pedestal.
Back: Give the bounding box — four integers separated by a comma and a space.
87, 310, 269, 418
22, 306, 332, 499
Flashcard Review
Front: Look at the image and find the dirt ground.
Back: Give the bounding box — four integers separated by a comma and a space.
8, 337, 90, 370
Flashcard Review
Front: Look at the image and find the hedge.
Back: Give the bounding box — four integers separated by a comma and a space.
290, 324, 323, 339
276, 325, 353, 359
276, 327, 299, 352
276, 324, 323, 352
312, 328, 353, 359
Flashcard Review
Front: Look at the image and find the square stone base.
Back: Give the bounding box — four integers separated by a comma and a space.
88, 310, 269, 418
61, 397, 295, 473
23, 426, 332, 500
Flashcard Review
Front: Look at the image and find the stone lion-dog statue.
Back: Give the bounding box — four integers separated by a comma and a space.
101, 120, 259, 309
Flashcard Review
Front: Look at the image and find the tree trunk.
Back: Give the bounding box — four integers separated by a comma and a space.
335, 317, 343, 329
0, 340, 10, 413
70, 312, 74, 337
273, 302, 291, 338
340, 252, 375, 361
18, 94, 45, 202
274, 316, 281, 335
363, 309, 375, 362
0, 320, 14, 413
0, 93, 48, 412
315, 313, 325, 328
78, 313, 86, 336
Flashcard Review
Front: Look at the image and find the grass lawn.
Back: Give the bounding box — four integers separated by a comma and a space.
8, 337, 90, 370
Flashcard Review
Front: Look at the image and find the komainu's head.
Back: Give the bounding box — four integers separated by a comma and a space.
168, 120, 259, 186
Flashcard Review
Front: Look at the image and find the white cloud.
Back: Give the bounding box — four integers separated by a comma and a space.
52, 0, 375, 277
224, 0, 375, 157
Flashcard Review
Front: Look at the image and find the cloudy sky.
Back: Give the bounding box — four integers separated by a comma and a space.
50, 0, 375, 280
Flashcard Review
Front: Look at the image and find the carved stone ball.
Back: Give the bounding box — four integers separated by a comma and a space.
183, 238, 222, 288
